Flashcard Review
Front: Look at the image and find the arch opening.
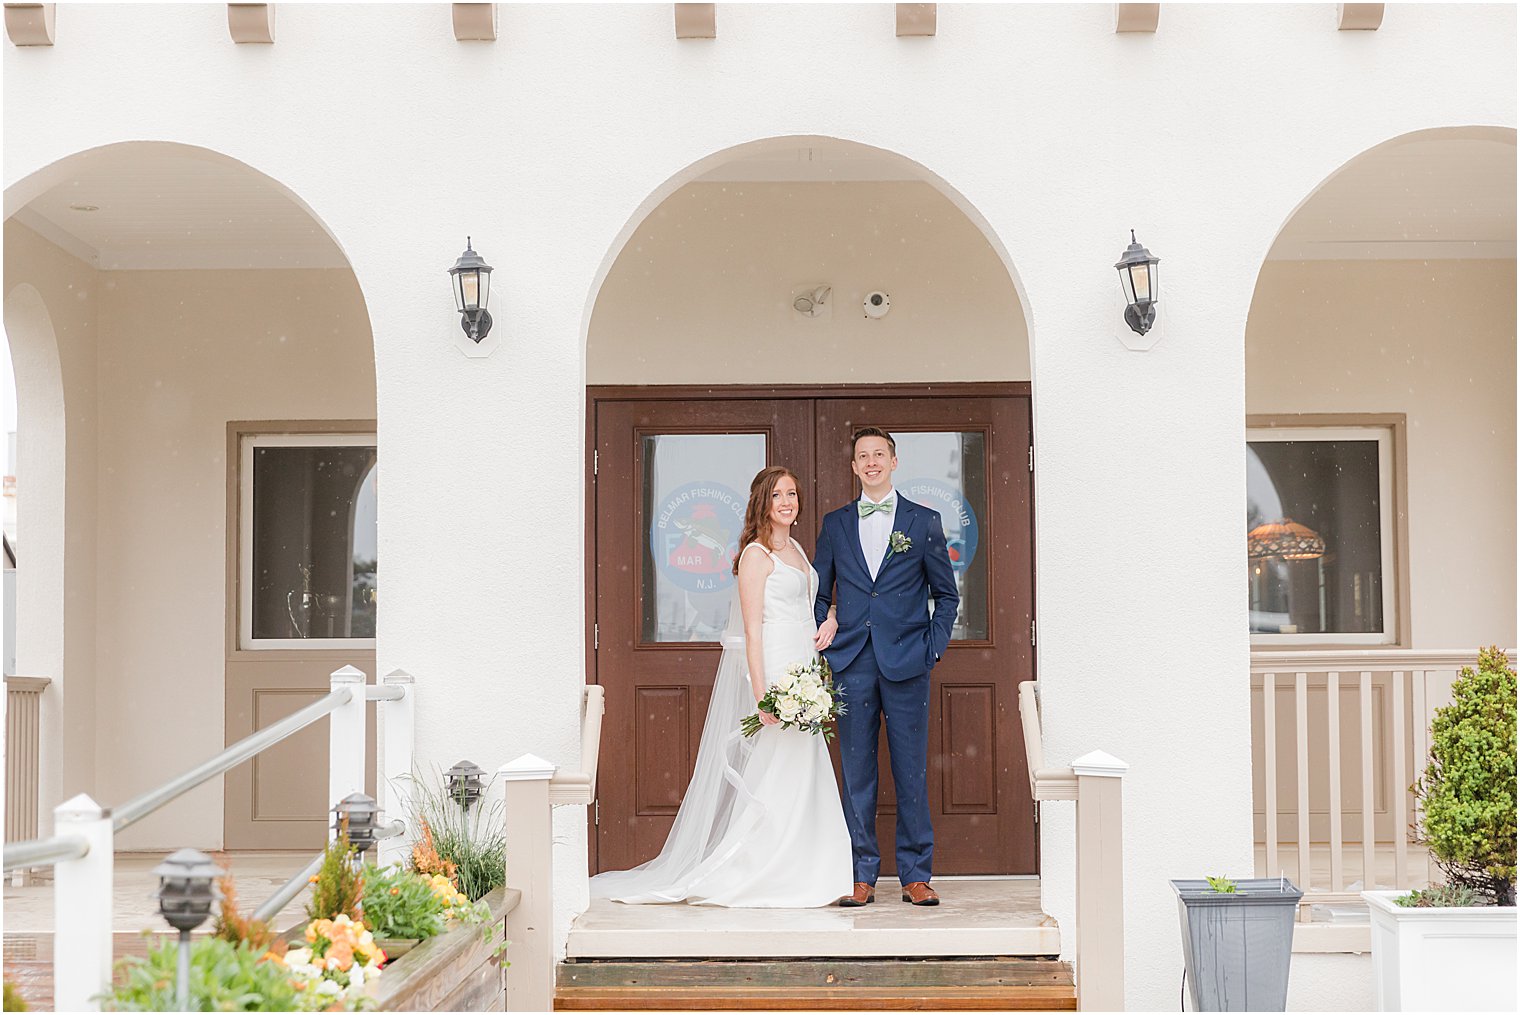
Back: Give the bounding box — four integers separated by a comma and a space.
5, 140, 379, 849
580, 135, 1042, 879
1244, 125, 1516, 850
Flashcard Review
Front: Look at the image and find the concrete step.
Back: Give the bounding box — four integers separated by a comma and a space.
567, 879, 1059, 958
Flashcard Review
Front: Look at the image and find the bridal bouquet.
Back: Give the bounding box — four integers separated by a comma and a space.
742, 656, 845, 739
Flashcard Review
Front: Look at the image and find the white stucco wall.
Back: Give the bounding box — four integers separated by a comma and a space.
589, 181, 1029, 383
4, 4, 1514, 1007
1247, 258, 1518, 650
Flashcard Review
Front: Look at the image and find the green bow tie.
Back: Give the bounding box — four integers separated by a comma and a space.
858, 497, 895, 518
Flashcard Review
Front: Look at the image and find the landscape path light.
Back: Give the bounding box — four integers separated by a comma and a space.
446, 759, 487, 811
154, 847, 222, 1011
332, 792, 382, 857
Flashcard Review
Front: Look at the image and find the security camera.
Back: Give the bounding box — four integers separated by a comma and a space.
863, 291, 892, 319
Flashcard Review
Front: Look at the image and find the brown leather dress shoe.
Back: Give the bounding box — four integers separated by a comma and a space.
838, 882, 876, 907
901, 881, 940, 906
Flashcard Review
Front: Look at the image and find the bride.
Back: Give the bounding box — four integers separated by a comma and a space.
590, 466, 853, 907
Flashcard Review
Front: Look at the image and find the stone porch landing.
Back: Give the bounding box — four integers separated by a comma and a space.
566, 878, 1059, 958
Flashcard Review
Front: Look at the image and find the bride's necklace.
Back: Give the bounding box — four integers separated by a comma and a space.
767, 532, 790, 551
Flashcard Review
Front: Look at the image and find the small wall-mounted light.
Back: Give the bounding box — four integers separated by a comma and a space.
1114, 231, 1160, 336
449, 237, 494, 343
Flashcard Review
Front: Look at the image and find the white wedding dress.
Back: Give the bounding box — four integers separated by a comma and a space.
590, 538, 853, 908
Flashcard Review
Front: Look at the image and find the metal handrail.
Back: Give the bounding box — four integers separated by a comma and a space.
365, 684, 405, 701
113, 686, 353, 832
3, 834, 89, 872
250, 819, 407, 924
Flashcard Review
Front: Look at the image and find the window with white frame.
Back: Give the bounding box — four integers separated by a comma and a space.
1246, 424, 1397, 645
240, 433, 377, 650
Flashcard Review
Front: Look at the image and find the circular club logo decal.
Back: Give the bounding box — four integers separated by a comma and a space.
650, 482, 747, 593
902, 479, 980, 573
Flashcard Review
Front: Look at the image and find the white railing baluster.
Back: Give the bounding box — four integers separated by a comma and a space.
1412, 669, 1430, 885
1360, 670, 1376, 889
1391, 670, 1408, 890
53, 794, 113, 1012
1326, 671, 1343, 891
1262, 672, 1278, 879
378, 669, 416, 867
329, 665, 368, 835
1295, 672, 1311, 891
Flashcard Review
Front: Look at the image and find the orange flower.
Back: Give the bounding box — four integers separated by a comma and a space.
389, 886, 400, 895
326, 939, 355, 970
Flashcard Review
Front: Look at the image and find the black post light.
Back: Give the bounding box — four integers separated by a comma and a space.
1115, 230, 1160, 336
445, 759, 487, 811
154, 847, 222, 1011
332, 792, 382, 857
449, 236, 494, 343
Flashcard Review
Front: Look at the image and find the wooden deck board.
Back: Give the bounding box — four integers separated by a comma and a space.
555, 985, 1078, 1011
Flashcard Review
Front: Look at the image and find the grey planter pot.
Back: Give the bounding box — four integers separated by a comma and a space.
1172, 878, 1303, 1012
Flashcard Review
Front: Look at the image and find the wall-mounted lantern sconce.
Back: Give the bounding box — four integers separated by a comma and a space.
449, 237, 494, 343
1114, 230, 1160, 336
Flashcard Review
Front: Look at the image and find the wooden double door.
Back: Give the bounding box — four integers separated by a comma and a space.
589, 384, 1035, 876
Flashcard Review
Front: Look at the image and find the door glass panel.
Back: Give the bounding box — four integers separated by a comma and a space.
642, 434, 767, 642
251, 443, 378, 641
892, 431, 989, 641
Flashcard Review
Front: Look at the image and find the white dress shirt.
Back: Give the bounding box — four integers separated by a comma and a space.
858, 487, 896, 581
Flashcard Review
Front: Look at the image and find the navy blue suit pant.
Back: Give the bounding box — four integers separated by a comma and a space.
835, 636, 933, 886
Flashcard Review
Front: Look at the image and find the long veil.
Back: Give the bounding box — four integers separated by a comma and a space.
588, 595, 765, 902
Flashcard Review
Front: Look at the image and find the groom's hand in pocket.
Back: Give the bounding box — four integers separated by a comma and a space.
814, 616, 838, 651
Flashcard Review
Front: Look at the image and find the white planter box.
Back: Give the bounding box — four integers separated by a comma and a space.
1363, 890, 1517, 1011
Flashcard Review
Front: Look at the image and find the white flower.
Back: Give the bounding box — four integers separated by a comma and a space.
316, 980, 342, 997
778, 700, 801, 722
776, 670, 798, 692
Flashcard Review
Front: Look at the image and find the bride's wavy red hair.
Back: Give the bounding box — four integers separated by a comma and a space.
732, 466, 802, 575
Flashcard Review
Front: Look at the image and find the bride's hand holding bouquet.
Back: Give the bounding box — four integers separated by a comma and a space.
742, 656, 845, 739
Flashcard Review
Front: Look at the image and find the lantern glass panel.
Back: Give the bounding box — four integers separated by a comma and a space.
1118, 264, 1137, 306
477, 269, 491, 313
1130, 261, 1152, 303
452, 271, 466, 313
460, 270, 481, 311
1146, 261, 1158, 302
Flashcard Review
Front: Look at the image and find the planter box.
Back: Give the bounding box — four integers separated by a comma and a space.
368, 886, 520, 1012
1172, 878, 1302, 1012
1363, 890, 1517, 1012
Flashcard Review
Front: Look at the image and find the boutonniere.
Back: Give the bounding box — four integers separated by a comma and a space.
883, 531, 912, 566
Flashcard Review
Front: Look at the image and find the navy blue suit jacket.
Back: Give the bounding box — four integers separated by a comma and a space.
813, 495, 960, 682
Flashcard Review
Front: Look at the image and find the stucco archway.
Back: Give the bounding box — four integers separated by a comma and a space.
1242, 125, 1516, 875
582, 134, 1034, 384
579, 134, 1041, 878
4, 140, 379, 848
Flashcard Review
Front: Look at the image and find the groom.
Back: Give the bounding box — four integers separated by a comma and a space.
813, 427, 959, 907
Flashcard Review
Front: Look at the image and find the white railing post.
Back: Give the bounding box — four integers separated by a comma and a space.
329, 665, 367, 838
54, 794, 113, 1012
1072, 750, 1128, 1013
378, 669, 416, 867
500, 753, 557, 1012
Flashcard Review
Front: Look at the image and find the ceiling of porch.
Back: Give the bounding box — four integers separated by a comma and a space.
7, 145, 349, 271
